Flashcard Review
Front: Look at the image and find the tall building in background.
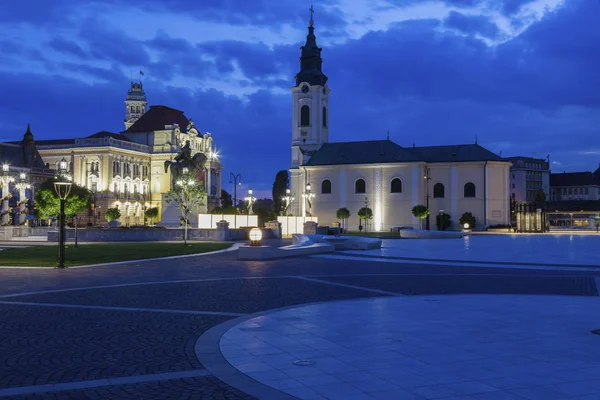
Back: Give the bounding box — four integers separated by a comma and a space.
505, 156, 550, 203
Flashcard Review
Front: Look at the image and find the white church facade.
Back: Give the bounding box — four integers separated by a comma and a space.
289, 16, 511, 231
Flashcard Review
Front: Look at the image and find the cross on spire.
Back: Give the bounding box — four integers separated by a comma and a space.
309, 5, 314, 26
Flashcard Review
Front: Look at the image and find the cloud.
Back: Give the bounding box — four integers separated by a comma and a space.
78, 20, 151, 66
49, 38, 89, 59
0, 0, 599, 191
445, 11, 501, 38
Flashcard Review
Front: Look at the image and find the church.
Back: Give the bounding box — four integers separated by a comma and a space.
289, 14, 511, 231
31, 82, 222, 225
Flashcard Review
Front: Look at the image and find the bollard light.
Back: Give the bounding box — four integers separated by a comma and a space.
249, 227, 262, 246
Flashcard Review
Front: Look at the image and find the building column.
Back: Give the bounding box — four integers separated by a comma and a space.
98, 155, 103, 193
206, 165, 212, 197
1, 197, 9, 225
80, 156, 87, 188
18, 186, 27, 225
450, 166, 458, 228
374, 167, 382, 231
411, 166, 420, 228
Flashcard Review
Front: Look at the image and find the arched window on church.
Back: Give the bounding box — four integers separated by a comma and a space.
130, 106, 135, 113
433, 183, 445, 198
323, 106, 327, 127
464, 182, 476, 198
355, 179, 366, 194
300, 105, 310, 127
321, 179, 331, 194
390, 178, 402, 193
136, 105, 140, 113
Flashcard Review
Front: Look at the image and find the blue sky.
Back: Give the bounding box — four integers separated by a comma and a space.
1, 0, 598, 198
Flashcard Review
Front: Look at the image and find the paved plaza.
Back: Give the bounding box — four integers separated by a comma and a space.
1, 239, 600, 399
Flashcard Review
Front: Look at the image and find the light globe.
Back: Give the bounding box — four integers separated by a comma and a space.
463, 223, 470, 230
249, 227, 262, 246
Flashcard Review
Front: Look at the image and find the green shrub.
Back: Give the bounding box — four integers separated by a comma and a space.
105, 207, 121, 222
435, 212, 451, 231
458, 212, 476, 229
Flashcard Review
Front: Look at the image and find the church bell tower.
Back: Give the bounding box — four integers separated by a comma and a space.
124, 81, 147, 130
291, 6, 329, 170
290, 6, 329, 217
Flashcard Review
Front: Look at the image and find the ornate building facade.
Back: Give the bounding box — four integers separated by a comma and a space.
289, 16, 511, 231
33, 82, 222, 225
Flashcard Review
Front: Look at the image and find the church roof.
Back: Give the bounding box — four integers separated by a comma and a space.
86, 131, 132, 142
409, 144, 505, 163
305, 140, 411, 166
123, 105, 192, 134
295, 21, 328, 87
0, 126, 47, 169
304, 141, 505, 166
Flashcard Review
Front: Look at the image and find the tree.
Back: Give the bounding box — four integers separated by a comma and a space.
534, 189, 546, 203
165, 170, 207, 245
34, 178, 92, 219
411, 205, 429, 230
336, 207, 350, 232
436, 212, 452, 231
105, 207, 121, 222
459, 212, 476, 229
272, 170, 289, 215
145, 207, 159, 225
357, 207, 373, 232
221, 189, 233, 208
212, 206, 239, 215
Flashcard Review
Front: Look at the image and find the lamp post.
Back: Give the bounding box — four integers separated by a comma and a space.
229, 173, 242, 228
1, 164, 15, 226
229, 173, 242, 208
15, 172, 31, 225
175, 177, 195, 245
424, 167, 431, 230
282, 188, 294, 236
244, 188, 256, 215
302, 183, 315, 218
54, 158, 72, 268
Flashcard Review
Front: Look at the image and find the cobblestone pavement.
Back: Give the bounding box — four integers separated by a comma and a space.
1, 252, 599, 399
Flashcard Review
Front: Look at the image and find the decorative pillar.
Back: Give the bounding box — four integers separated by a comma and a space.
450, 166, 458, 228
1, 197, 8, 225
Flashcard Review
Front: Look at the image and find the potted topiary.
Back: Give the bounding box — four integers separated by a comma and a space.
105, 207, 121, 227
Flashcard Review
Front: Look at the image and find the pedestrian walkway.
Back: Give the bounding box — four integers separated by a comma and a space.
217, 295, 600, 399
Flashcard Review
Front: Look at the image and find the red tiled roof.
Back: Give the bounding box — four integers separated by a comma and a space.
123, 105, 191, 134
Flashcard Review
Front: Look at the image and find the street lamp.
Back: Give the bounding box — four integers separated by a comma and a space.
281, 188, 294, 236
302, 183, 315, 217
15, 172, 31, 225
424, 167, 431, 230
245, 188, 256, 215
229, 173, 242, 208
0, 164, 15, 226
229, 173, 242, 228
54, 158, 72, 268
